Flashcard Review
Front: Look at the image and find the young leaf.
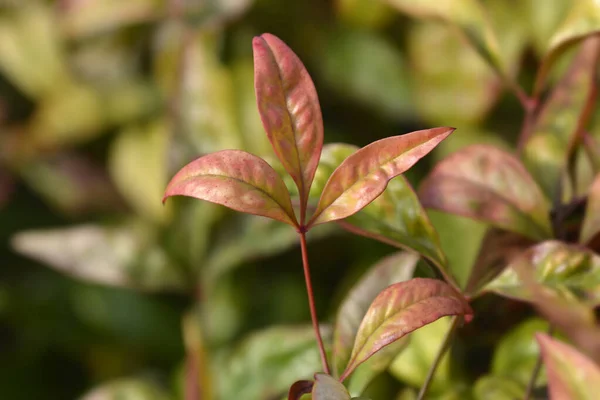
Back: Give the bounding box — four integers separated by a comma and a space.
288, 380, 314, 400
419, 144, 552, 240
253, 33, 324, 216
340, 278, 472, 381
533, 0, 600, 96
312, 373, 351, 400
483, 241, 600, 305
332, 252, 419, 377
580, 173, 600, 244
523, 36, 600, 199
163, 150, 298, 227
309, 127, 454, 227
537, 333, 600, 399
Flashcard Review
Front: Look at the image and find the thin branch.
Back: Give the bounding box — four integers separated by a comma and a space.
523, 325, 555, 400
299, 230, 331, 374
417, 316, 462, 400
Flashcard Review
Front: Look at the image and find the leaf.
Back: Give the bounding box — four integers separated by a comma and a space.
491, 318, 549, 387
332, 251, 419, 377
312, 374, 351, 400
335, 0, 394, 28
407, 21, 501, 126
419, 144, 553, 240
318, 28, 412, 119
472, 376, 525, 400
110, 119, 170, 223
289, 380, 314, 400
80, 378, 172, 400
483, 240, 600, 305
465, 228, 535, 295
389, 317, 455, 392
537, 333, 600, 400
533, 0, 600, 96
253, 33, 324, 212
384, 0, 506, 75
11, 222, 187, 292
163, 149, 298, 227
309, 127, 454, 227
340, 278, 472, 380
523, 36, 600, 200
581, 173, 600, 243
217, 325, 330, 400
523, 0, 572, 57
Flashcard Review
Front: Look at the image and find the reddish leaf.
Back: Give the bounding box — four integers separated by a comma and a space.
332, 251, 418, 377
537, 333, 600, 400
419, 144, 552, 240
581, 173, 600, 244
253, 33, 324, 217
288, 380, 314, 400
340, 278, 472, 381
308, 127, 454, 227
312, 373, 351, 400
163, 150, 298, 227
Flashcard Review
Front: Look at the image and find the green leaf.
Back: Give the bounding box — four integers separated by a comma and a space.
218, 325, 330, 400
581, 173, 600, 243
340, 278, 472, 381
110, 119, 170, 223
253, 33, 324, 213
407, 21, 501, 126
312, 374, 351, 400
533, 0, 600, 96
384, 0, 506, 75
483, 240, 600, 305
309, 127, 454, 227
389, 317, 454, 392
163, 150, 298, 227
472, 376, 525, 400
465, 228, 534, 295
335, 0, 394, 28
523, 36, 600, 200
319, 28, 412, 119
491, 318, 549, 387
332, 252, 418, 378
537, 333, 600, 399
419, 144, 552, 240
522, 0, 571, 57
11, 222, 187, 292
0, 3, 69, 98
80, 378, 172, 400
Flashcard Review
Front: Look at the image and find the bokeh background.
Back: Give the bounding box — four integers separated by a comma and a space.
0, 0, 575, 398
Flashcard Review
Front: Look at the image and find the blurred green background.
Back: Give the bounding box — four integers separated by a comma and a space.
0, 0, 578, 398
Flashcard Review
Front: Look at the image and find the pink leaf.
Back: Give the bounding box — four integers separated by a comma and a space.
163, 150, 297, 227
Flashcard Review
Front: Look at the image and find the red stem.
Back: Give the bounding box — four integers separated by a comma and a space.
299, 230, 331, 374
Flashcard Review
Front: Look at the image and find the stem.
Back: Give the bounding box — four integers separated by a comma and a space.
416, 316, 461, 400
299, 230, 331, 374
523, 326, 554, 400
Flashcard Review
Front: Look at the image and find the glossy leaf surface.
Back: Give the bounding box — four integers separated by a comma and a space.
581, 173, 600, 244
253, 33, 323, 212
385, 0, 505, 75
533, 0, 600, 96
333, 251, 418, 377
523, 36, 600, 199
163, 150, 297, 227
419, 145, 552, 240
310, 127, 454, 227
484, 241, 600, 305
537, 333, 600, 400
11, 223, 186, 291
341, 278, 472, 380
312, 373, 351, 400
218, 325, 330, 400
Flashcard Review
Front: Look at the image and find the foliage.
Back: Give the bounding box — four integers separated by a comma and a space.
2, 1, 600, 400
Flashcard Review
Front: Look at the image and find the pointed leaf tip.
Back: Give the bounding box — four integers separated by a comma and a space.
163, 150, 298, 227
309, 127, 454, 227
253, 33, 324, 220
